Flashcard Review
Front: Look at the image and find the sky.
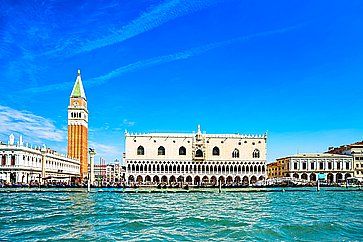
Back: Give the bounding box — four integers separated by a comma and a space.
0, 0, 363, 163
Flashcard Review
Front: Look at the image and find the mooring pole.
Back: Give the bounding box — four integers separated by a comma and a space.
218, 180, 222, 193
87, 174, 91, 193
317, 179, 320, 192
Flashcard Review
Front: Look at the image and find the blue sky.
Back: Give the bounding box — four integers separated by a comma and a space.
1, 0, 363, 163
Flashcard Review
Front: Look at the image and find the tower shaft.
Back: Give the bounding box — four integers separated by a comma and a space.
67, 70, 88, 180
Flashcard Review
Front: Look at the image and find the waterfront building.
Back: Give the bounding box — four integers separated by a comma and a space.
269, 153, 354, 183
94, 160, 125, 185
105, 161, 125, 184
0, 134, 80, 183
94, 166, 106, 182
67, 70, 89, 179
124, 125, 267, 185
326, 141, 363, 181
267, 159, 287, 179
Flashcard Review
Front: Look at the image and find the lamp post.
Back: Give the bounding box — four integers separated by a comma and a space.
88, 148, 96, 192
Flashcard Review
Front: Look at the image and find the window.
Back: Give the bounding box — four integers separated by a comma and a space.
137, 146, 144, 155
11, 155, 15, 166
302, 162, 307, 170
212, 147, 220, 156
319, 162, 324, 170
311, 162, 314, 170
179, 146, 186, 156
1, 155, 5, 166
346, 162, 349, 170
294, 163, 298, 170
337, 162, 341, 169
328, 162, 332, 170
195, 149, 203, 157
232, 149, 239, 158
253, 149, 260, 158
158, 146, 165, 156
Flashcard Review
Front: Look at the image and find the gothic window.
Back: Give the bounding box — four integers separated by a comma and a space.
195, 149, 203, 157
212, 147, 220, 156
232, 149, 239, 158
11, 155, 15, 166
253, 149, 260, 158
137, 146, 145, 155
179, 146, 186, 155
158, 146, 165, 155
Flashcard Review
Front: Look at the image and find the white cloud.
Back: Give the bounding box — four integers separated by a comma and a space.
89, 141, 121, 162
0, 105, 65, 142
123, 119, 135, 127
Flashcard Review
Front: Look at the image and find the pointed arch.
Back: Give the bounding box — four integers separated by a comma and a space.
232, 148, 240, 158
137, 146, 145, 155
145, 175, 151, 183
195, 149, 203, 157
179, 146, 186, 155
153, 175, 160, 183
169, 175, 176, 183
253, 149, 260, 158
161, 175, 167, 183
158, 146, 165, 155
212, 146, 220, 156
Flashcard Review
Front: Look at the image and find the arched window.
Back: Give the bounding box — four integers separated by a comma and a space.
179, 146, 186, 155
212, 147, 220, 156
253, 149, 260, 158
158, 146, 165, 155
195, 149, 203, 157
137, 146, 144, 155
232, 149, 239, 158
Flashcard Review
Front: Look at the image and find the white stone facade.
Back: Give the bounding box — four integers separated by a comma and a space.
284, 153, 354, 182
124, 126, 267, 186
0, 135, 80, 183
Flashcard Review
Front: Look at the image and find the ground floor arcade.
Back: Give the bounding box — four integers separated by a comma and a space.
126, 173, 266, 186
287, 172, 353, 183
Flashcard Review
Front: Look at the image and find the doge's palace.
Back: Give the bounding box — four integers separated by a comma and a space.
124, 125, 267, 186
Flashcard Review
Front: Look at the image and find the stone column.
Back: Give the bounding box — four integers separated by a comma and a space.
41, 146, 47, 185
89, 148, 96, 185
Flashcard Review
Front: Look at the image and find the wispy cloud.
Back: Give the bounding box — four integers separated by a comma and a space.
0, 105, 65, 142
89, 141, 120, 161
21, 24, 302, 95
45, 0, 221, 57
123, 119, 136, 127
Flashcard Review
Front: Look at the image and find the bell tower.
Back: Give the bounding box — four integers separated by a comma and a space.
67, 69, 88, 180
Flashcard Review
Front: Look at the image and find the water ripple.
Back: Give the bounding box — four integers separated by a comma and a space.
0, 189, 362, 241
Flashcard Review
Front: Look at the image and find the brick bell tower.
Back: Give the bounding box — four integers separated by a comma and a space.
67, 69, 88, 180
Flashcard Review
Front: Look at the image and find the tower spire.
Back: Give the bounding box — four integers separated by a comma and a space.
71, 69, 86, 100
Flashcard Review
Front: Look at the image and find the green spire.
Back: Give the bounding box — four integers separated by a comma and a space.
71, 69, 86, 99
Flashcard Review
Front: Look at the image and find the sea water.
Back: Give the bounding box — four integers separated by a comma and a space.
0, 188, 362, 241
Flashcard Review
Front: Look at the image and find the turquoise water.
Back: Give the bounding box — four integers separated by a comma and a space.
0, 188, 362, 241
